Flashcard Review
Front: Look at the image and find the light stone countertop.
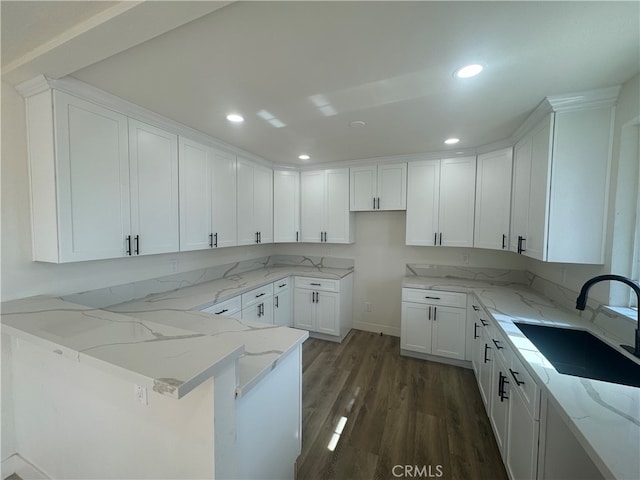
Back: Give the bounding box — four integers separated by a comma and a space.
403, 276, 640, 480
1, 266, 352, 402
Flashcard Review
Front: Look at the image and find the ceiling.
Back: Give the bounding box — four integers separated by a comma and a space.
3, 1, 639, 166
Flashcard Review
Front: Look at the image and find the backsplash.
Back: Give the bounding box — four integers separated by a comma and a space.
63, 255, 354, 309
406, 264, 528, 284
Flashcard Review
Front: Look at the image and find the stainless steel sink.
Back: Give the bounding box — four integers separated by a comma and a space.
514, 322, 640, 388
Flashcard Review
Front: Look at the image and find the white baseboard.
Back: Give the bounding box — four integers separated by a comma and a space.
2, 454, 50, 480
352, 322, 400, 337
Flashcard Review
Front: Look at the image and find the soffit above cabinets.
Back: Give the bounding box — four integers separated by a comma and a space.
3, 1, 639, 165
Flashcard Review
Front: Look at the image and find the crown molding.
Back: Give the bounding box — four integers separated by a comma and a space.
15, 75, 53, 97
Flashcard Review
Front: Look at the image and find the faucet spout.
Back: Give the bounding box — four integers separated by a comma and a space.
576, 274, 640, 358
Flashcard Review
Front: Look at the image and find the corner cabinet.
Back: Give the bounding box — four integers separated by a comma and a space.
273, 170, 300, 243
400, 288, 467, 361
406, 157, 476, 247
350, 163, 407, 211
474, 148, 513, 250
237, 158, 273, 245
25, 88, 179, 263
293, 275, 353, 342
300, 169, 354, 244
509, 87, 618, 264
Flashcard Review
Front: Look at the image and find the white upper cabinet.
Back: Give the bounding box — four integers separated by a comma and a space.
128, 119, 179, 256
50, 91, 131, 262
273, 170, 300, 243
509, 86, 618, 263
178, 139, 237, 251
237, 157, 273, 245
301, 168, 354, 244
26, 88, 180, 263
350, 163, 407, 211
211, 148, 238, 248
179, 137, 212, 252
406, 157, 476, 247
474, 148, 513, 250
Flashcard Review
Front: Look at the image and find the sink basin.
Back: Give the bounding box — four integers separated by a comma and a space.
514, 323, 640, 388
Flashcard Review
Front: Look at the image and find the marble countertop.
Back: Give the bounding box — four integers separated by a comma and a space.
403, 276, 640, 480
109, 265, 353, 313
1, 265, 350, 402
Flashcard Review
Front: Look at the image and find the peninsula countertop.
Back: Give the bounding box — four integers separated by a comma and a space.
403, 275, 640, 480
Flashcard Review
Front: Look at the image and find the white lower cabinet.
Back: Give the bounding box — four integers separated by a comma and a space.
293, 275, 353, 341
400, 288, 467, 361
200, 296, 242, 319
470, 295, 542, 480
273, 278, 293, 327
241, 283, 274, 324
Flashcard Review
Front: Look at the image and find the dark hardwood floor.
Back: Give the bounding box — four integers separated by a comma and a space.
296, 330, 508, 480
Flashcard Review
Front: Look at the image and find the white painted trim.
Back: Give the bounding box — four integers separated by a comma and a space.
546, 85, 621, 112
15, 75, 51, 97
1, 453, 51, 480
353, 322, 400, 337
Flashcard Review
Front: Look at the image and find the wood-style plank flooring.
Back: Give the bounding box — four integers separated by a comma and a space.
296, 330, 508, 480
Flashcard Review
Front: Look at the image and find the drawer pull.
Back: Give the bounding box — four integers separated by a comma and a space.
215, 308, 228, 315
310, 282, 321, 286
480, 319, 489, 326
484, 344, 491, 363
473, 323, 479, 339
472, 305, 480, 311
498, 372, 509, 402
492, 339, 504, 350
509, 369, 525, 386
278, 283, 287, 288
255, 293, 266, 298
425, 296, 441, 300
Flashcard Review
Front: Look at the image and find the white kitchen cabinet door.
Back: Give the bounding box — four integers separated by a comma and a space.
236, 157, 257, 245
128, 119, 179, 256
400, 302, 431, 353
273, 170, 300, 243
406, 160, 440, 246
430, 305, 467, 360
510, 137, 532, 253
378, 163, 407, 210
315, 291, 340, 336
439, 156, 476, 247
324, 168, 353, 244
242, 297, 274, 325
52, 91, 131, 262
525, 114, 553, 261
474, 149, 513, 250
300, 170, 325, 243
178, 137, 212, 252
293, 288, 315, 330
350, 165, 377, 211
506, 386, 539, 480
211, 148, 237, 248
490, 355, 511, 458
236, 157, 272, 245
254, 163, 273, 244
273, 286, 292, 327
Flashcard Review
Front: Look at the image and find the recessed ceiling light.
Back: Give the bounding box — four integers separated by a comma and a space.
444, 138, 460, 145
349, 120, 366, 128
299, 154, 310, 160
226, 113, 244, 123
454, 64, 484, 79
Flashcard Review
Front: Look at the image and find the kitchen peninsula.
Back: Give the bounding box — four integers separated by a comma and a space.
1, 257, 354, 480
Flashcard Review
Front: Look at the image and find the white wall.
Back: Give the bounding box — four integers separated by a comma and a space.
525, 73, 640, 305
0, 81, 277, 302
275, 211, 527, 335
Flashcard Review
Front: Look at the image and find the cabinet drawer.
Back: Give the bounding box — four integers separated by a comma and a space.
509, 354, 540, 420
295, 277, 339, 292
402, 288, 466, 308
273, 277, 290, 293
201, 295, 241, 316
489, 324, 511, 366
242, 283, 274, 308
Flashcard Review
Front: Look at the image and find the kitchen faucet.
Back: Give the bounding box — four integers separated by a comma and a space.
576, 274, 640, 358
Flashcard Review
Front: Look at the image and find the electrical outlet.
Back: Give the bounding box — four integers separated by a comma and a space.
135, 384, 148, 405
